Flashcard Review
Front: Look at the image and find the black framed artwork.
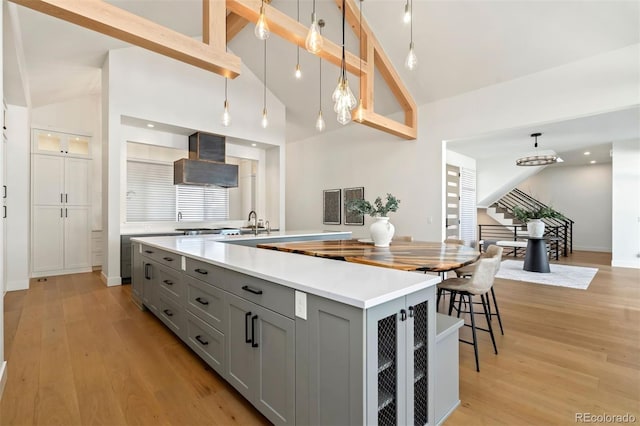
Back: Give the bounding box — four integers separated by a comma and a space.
322, 189, 341, 225
344, 187, 365, 225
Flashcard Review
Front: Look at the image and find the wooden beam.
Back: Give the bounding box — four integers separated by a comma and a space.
226, 12, 249, 42
226, 0, 367, 76
11, 0, 241, 78
358, 110, 418, 140
203, 0, 226, 50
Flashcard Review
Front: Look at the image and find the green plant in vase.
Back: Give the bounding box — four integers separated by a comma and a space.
347, 193, 400, 247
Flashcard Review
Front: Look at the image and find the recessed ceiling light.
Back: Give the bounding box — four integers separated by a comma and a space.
147, 123, 154, 128
590, 160, 596, 164
584, 151, 590, 155
251, 143, 257, 147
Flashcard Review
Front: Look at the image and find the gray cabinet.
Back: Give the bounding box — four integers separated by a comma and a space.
366, 287, 436, 426
141, 260, 160, 315
131, 242, 144, 308
226, 292, 295, 426
121, 232, 181, 282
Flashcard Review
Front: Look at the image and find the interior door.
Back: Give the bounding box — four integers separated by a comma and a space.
445, 164, 461, 240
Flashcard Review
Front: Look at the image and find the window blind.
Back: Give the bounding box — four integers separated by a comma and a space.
126, 160, 176, 222
459, 167, 477, 246
177, 185, 229, 221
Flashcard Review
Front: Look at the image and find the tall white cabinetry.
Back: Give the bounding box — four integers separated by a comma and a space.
31, 129, 91, 277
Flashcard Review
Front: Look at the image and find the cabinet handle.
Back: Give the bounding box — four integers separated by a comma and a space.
195, 268, 208, 275
400, 309, 407, 322
195, 297, 209, 306
144, 250, 154, 254
61, 193, 63, 203
65, 208, 68, 218
408, 306, 414, 318
144, 263, 151, 280
60, 208, 63, 218
65, 193, 68, 203
163, 257, 173, 262
251, 315, 259, 348
195, 335, 209, 346
3, 206, 6, 219
3, 185, 6, 198
245, 311, 252, 343
242, 285, 263, 295
163, 309, 173, 317
162, 280, 173, 286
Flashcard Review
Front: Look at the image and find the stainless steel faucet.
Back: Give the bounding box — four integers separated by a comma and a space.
177, 211, 182, 221
248, 210, 258, 236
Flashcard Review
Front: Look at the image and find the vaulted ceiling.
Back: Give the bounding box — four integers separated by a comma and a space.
3, 0, 639, 144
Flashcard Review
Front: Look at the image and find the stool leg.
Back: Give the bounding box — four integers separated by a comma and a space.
437, 288, 442, 310
490, 287, 504, 335
468, 294, 480, 372
448, 291, 457, 316
481, 294, 499, 355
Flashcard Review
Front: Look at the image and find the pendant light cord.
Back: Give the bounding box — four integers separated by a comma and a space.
296, 0, 300, 63
410, 0, 413, 44
341, 0, 346, 80
263, 39, 267, 109
359, 0, 362, 93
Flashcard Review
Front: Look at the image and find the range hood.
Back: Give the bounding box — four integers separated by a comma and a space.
174, 132, 238, 188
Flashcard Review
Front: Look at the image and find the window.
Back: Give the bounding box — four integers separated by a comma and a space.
126, 160, 229, 222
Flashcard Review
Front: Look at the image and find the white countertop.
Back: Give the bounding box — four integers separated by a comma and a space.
131, 232, 440, 309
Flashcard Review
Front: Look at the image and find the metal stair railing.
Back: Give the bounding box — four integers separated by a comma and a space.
477, 224, 563, 259
491, 188, 574, 256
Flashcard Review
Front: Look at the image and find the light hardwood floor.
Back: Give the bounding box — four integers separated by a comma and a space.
1, 251, 638, 425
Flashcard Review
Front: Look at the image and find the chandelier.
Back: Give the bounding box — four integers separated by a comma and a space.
516, 133, 557, 166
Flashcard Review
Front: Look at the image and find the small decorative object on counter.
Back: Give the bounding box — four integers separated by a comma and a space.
346, 193, 400, 247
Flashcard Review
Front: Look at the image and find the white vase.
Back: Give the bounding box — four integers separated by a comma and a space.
370, 217, 395, 247
527, 219, 545, 238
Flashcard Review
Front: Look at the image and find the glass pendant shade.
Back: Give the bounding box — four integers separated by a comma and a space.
254, 6, 270, 40
333, 77, 357, 125
221, 100, 231, 127
305, 14, 323, 53
295, 63, 302, 79
355, 99, 365, 122
261, 108, 269, 128
315, 111, 325, 132
403, 2, 411, 23
405, 42, 417, 70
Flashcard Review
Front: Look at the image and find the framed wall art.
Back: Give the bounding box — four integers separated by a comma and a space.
344, 186, 365, 226
322, 189, 341, 225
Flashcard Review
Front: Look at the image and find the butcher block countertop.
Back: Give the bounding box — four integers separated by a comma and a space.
257, 238, 481, 272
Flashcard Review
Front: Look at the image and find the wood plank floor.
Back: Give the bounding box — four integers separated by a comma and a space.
1, 251, 638, 425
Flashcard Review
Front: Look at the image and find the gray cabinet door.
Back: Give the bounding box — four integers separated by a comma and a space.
253, 304, 295, 426
142, 260, 159, 314
226, 293, 256, 402
131, 243, 143, 307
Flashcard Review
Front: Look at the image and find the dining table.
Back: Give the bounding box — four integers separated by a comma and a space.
256, 238, 481, 273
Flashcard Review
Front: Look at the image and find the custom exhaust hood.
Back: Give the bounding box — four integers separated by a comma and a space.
174, 132, 238, 188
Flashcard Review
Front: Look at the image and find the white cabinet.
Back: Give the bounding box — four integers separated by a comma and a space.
31, 142, 91, 276
32, 129, 90, 158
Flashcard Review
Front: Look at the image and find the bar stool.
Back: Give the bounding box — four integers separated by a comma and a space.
454, 245, 505, 335
437, 257, 500, 372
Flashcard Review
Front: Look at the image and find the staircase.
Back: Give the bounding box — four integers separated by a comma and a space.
479, 188, 574, 258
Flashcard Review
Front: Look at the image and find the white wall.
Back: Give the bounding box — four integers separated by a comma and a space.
286, 44, 639, 243
612, 140, 640, 268
518, 164, 613, 252
5, 105, 30, 291
102, 46, 287, 285
31, 95, 102, 230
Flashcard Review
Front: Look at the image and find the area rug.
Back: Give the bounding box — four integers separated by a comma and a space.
495, 260, 598, 290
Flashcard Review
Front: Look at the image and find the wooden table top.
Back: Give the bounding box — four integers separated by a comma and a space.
256, 239, 481, 272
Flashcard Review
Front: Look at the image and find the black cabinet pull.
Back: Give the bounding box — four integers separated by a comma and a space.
60, 208, 63, 218
144, 250, 154, 254
144, 263, 151, 280
3, 185, 6, 198
195, 335, 209, 346
3, 206, 6, 219
195, 297, 209, 306
245, 312, 252, 343
65, 194, 68, 203
195, 268, 208, 275
242, 285, 263, 295
163, 309, 173, 317
251, 315, 259, 348
65, 208, 68, 218
60, 193, 63, 203
400, 309, 407, 322
163, 257, 173, 262
408, 306, 414, 318
162, 280, 173, 286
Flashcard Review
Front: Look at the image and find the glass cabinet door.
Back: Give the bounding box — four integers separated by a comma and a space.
33, 130, 91, 158
34, 131, 64, 154
67, 135, 90, 156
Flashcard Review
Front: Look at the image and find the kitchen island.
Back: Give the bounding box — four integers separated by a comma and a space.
131, 231, 441, 425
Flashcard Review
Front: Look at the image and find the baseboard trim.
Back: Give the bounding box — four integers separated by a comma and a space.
31, 267, 92, 278
573, 246, 612, 253
7, 279, 29, 291
0, 361, 7, 402
611, 260, 640, 269
100, 271, 122, 287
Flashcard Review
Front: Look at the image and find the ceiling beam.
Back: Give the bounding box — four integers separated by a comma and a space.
226, 0, 368, 76
11, 0, 242, 78
203, 0, 226, 50
338, 0, 417, 139
226, 12, 249, 42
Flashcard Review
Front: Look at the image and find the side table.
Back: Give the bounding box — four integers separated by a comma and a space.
523, 237, 550, 273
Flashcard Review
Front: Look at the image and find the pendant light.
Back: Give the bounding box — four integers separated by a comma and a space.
516, 133, 557, 166
295, 0, 302, 79
315, 20, 326, 132
333, 0, 357, 125
354, 0, 365, 123
403, 0, 411, 24
261, 39, 269, 128
254, 0, 270, 40
404, 0, 417, 71
305, 0, 323, 53
221, 79, 231, 127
